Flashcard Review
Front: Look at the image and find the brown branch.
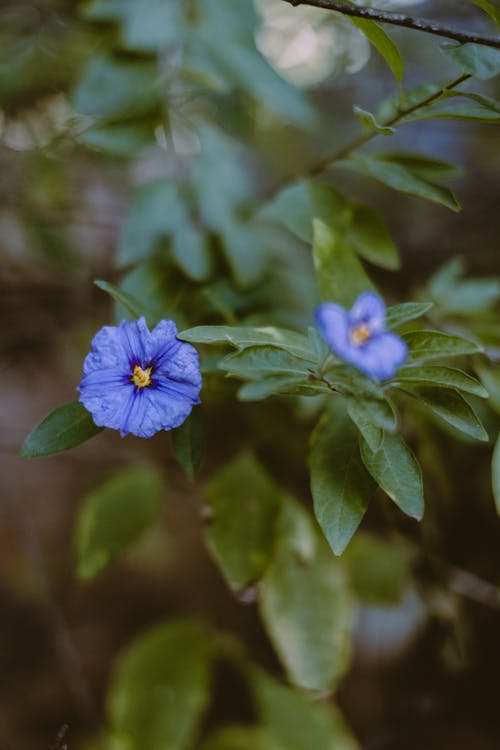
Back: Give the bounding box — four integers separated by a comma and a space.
282, 0, 500, 49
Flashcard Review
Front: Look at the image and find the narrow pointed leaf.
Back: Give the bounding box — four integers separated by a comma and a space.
360, 432, 424, 520
171, 409, 204, 480
95, 279, 148, 319
21, 400, 103, 458
403, 385, 489, 442
386, 301, 433, 329
404, 330, 482, 361
310, 415, 375, 555
178, 326, 314, 360
393, 365, 488, 397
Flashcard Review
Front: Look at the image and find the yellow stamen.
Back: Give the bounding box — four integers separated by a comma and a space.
131, 364, 153, 388
349, 323, 372, 347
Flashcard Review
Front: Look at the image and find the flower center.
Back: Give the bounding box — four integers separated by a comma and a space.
131, 364, 153, 388
349, 322, 372, 347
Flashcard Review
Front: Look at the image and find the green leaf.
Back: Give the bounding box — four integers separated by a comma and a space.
178, 326, 314, 361
353, 106, 395, 134
393, 365, 488, 398
220, 346, 314, 380
375, 153, 462, 182
492, 434, 500, 514
203, 454, 281, 589
200, 726, 281, 750
404, 330, 482, 362
237, 375, 319, 401
442, 42, 500, 79
350, 18, 404, 83
402, 385, 489, 442
310, 415, 375, 556
475, 361, 500, 413
94, 279, 148, 319
346, 395, 396, 452
72, 56, 159, 118
386, 301, 433, 329
171, 225, 213, 282
80, 120, 156, 156
20, 400, 103, 458
171, 410, 203, 480
260, 498, 352, 691
347, 203, 400, 270
360, 432, 424, 520
344, 533, 412, 605
312, 219, 375, 307
119, 179, 190, 266
338, 156, 461, 211
260, 181, 350, 244
472, 0, 500, 25
401, 99, 500, 124
74, 466, 164, 579
250, 668, 360, 750
108, 620, 212, 750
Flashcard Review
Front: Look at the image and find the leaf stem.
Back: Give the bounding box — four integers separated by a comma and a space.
282, 0, 500, 49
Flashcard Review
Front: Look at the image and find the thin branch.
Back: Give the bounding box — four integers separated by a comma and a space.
282, 0, 500, 49
268, 72, 471, 196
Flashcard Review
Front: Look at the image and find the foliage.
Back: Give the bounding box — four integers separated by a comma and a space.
12, 0, 500, 748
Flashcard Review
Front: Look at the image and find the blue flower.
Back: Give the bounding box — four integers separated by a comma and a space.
78, 318, 202, 438
315, 292, 407, 381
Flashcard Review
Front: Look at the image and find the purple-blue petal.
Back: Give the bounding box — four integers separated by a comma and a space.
347, 332, 408, 380
315, 303, 350, 358
82, 326, 130, 375
117, 317, 150, 365
349, 291, 386, 332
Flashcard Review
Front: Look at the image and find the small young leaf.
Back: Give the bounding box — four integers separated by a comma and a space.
403, 385, 489, 442
260, 498, 352, 691
312, 218, 375, 307
178, 326, 315, 361
108, 619, 212, 750
404, 330, 482, 362
393, 365, 488, 398
203, 454, 282, 589
492, 434, 500, 515
354, 106, 395, 134
94, 279, 148, 319
75, 465, 164, 579
21, 400, 103, 458
386, 301, 433, 329
171, 409, 204, 480
310, 414, 375, 555
360, 432, 424, 520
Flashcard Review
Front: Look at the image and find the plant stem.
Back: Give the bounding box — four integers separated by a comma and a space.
282, 0, 500, 49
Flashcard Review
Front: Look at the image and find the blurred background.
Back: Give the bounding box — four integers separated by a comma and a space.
1, 1, 500, 748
